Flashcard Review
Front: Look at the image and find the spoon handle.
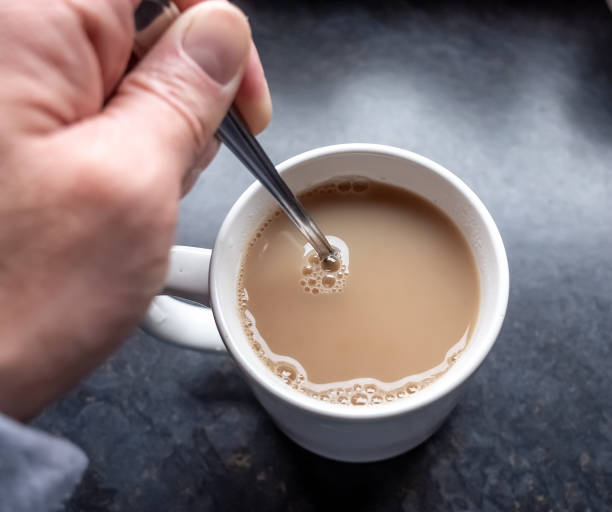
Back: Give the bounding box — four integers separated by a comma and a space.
217, 108, 334, 259
133, 2, 333, 258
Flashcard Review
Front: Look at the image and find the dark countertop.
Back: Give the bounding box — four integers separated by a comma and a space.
35, 1, 612, 510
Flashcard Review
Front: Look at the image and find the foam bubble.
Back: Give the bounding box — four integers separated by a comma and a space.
322, 275, 336, 288
351, 393, 368, 406
406, 384, 419, 394
352, 180, 369, 192
276, 363, 297, 384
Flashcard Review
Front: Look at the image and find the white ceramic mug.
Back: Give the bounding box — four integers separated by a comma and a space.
142, 143, 509, 462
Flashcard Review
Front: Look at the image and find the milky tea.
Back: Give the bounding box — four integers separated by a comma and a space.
237, 178, 480, 406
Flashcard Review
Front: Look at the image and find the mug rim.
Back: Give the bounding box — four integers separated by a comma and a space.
210, 143, 509, 420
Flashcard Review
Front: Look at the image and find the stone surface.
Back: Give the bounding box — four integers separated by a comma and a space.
35, 0, 612, 510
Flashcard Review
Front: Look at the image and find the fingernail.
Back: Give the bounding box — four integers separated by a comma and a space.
182, 5, 250, 85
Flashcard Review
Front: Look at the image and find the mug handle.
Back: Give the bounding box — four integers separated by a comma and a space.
140, 246, 226, 352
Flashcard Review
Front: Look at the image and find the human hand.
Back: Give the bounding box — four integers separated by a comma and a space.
0, 0, 271, 420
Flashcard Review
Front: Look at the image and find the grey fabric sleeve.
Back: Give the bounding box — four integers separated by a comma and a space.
0, 412, 88, 512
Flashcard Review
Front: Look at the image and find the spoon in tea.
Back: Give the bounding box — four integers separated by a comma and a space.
216, 108, 338, 267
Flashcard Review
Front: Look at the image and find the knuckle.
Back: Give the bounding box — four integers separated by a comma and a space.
70, 159, 126, 206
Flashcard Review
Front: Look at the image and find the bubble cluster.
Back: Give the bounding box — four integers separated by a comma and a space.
237, 307, 463, 407
299, 250, 348, 295
235, 325, 467, 406
302, 178, 371, 198
294, 378, 433, 407
248, 218, 273, 248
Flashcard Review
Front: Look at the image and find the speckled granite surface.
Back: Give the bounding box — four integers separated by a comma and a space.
35, 1, 612, 510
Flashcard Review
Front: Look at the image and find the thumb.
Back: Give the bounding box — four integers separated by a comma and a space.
101, 1, 251, 185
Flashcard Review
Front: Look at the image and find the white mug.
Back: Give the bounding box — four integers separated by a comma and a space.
142, 143, 509, 462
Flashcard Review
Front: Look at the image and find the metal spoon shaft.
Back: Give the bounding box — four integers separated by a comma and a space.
217, 108, 334, 259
